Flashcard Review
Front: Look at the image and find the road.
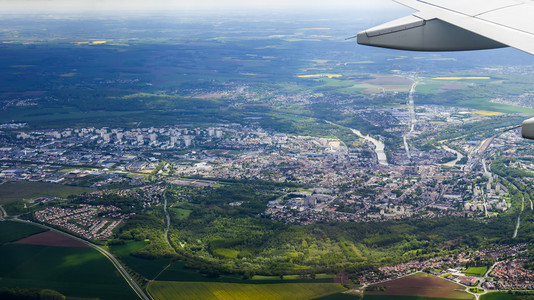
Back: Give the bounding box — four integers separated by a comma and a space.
0, 205, 6, 218
12, 218, 150, 300
163, 192, 170, 245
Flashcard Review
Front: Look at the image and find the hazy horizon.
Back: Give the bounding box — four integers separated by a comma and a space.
1, 0, 409, 14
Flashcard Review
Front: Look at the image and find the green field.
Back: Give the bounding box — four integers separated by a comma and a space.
0, 105, 144, 123
147, 281, 346, 300
463, 267, 488, 277
170, 207, 192, 220
481, 292, 534, 300
314, 293, 362, 299
469, 288, 484, 294
0, 181, 91, 204
110, 240, 171, 279
415, 83, 446, 94
457, 98, 534, 114
0, 221, 46, 244
0, 222, 136, 300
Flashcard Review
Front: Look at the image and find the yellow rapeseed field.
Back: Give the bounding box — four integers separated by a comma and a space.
148, 282, 346, 300
473, 110, 504, 116
432, 77, 490, 80
75, 41, 107, 45
297, 74, 342, 79
60, 73, 76, 77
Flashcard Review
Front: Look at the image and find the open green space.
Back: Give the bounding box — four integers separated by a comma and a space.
0, 221, 46, 244
0, 221, 136, 300
170, 207, 192, 220
0, 243, 137, 300
457, 98, 534, 114
415, 83, 446, 94
469, 288, 484, 294
0, 105, 144, 123
147, 281, 346, 300
463, 267, 487, 277
109, 240, 171, 280
0, 181, 91, 204
314, 293, 362, 299
481, 292, 534, 300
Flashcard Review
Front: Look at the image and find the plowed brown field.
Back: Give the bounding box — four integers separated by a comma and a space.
14, 230, 88, 247
367, 273, 471, 299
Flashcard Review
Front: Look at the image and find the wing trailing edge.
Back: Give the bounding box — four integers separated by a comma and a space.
357, 0, 534, 55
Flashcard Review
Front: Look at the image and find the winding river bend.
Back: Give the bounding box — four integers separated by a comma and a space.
324, 120, 388, 166
350, 128, 388, 166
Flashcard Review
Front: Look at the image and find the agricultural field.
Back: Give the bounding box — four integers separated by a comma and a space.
0, 181, 91, 204
147, 281, 346, 300
0, 221, 137, 300
0, 221, 46, 244
366, 273, 471, 300
363, 296, 474, 300
14, 230, 88, 247
109, 240, 171, 280
480, 292, 534, 300
463, 267, 488, 277
361, 75, 413, 93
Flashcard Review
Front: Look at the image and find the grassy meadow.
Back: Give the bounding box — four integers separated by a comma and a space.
0, 221, 46, 244
0, 181, 91, 204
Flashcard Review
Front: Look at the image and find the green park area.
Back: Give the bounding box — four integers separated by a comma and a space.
0, 181, 91, 204
464, 267, 488, 277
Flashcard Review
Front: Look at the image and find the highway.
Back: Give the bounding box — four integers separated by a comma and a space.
12, 218, 150, 300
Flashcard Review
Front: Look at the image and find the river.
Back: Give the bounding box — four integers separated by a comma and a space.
324, 120, 388, 166
350, 128, 388, 166
441, 144, 464, 167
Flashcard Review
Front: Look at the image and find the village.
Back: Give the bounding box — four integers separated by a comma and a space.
34, 204, 134, 240
359, 243, 534, 292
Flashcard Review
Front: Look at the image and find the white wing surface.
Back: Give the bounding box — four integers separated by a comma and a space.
357, 0, 534, 55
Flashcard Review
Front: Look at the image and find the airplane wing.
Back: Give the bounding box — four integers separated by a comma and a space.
357, 0, 534, 55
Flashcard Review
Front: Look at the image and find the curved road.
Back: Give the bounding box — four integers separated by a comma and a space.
12, 218, 150, 300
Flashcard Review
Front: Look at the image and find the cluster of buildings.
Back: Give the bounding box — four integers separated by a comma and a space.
490, 259, 534, 290
360, 244, 531, 290
34, 204, 133, 239
0, 113, 519, 225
